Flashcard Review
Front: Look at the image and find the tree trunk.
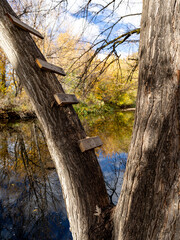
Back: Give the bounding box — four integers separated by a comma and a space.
0, 1, 112, 239
1, 0, 180, 239
114, 0, 180, 239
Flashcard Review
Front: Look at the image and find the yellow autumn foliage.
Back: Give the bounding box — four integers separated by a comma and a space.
0, 29, 138, 112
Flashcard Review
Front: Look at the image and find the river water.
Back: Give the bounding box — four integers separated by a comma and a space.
0, 111, 134, 240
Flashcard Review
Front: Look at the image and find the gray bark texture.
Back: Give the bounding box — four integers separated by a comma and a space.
114, 0, 180, 239
0, 1, 112, 239
0, 0, 180, 239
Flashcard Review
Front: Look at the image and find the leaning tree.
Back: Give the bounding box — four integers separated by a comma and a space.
0, 0, 179, 239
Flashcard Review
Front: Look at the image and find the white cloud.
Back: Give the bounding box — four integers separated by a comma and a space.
67, 0, 142, 27
66, 0, 84, 14
44, 0, 142, 54
119, 1, 142, 27
58, 13, 101, 42
108, 0, 142, 28
116, 27, 127, 36
71, 18, 101, 42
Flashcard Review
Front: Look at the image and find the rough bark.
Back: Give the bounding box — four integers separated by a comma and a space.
114, 0, 180, 239
1, 0, 180, 239
0, 1, 112, 239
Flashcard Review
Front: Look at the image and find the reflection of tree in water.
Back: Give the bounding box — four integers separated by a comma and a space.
0, 113, 134, 238
86, 111, 135, 204
98, 151, 127, 205
0, 121, 72, 240
81, 111, 134, 154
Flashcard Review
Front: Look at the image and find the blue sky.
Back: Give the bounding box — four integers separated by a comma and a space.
58, 0, 143, 57
20, 0, 142, 57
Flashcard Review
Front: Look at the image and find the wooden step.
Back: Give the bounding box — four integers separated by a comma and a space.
177, 70, 180, 82
6, 13, 44, 39
36, 58, 66, 76
54, 93, 79, 106
78, 136, 103, 152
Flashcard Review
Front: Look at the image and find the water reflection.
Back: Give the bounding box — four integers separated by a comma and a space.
0, 121, 72, 240
98, 151, 127, 204
82, 111, 134, 154
0, 111, 134, 239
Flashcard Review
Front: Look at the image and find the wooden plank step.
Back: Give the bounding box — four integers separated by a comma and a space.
36, 58, 66, 76
177, 70, 180, 82
78, 136, 103, 152
54, 93, 79, 106
6, 13, 44, 39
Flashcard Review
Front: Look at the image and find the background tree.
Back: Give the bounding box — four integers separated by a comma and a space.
0, 0, 140, 114
10, 0, 141, 95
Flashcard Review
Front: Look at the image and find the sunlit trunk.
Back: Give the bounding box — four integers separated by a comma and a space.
114, 0, 180, 239
1, 0, 179, 239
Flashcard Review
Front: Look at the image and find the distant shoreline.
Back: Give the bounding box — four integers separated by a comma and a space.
0, 106, 135, 120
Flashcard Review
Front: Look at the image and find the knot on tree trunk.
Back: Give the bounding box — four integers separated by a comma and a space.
89, 204, 115, 240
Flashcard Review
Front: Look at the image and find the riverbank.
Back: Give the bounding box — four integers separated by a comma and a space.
0, 108, 36, 119
0, 103, 135, 120
74, 102, 135, 116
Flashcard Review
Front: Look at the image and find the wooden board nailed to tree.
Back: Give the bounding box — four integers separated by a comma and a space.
78, 136, 103, 152
36, 58, 66, 76
6, 13, 44, 39
54, 93, 79, 106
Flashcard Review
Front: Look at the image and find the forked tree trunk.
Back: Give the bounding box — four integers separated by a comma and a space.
0, 1, 112, 239
1, 0, 180, 239
114, 0, 180, 239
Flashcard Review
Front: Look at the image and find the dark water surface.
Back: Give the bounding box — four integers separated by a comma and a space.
0, 111, 134, 240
